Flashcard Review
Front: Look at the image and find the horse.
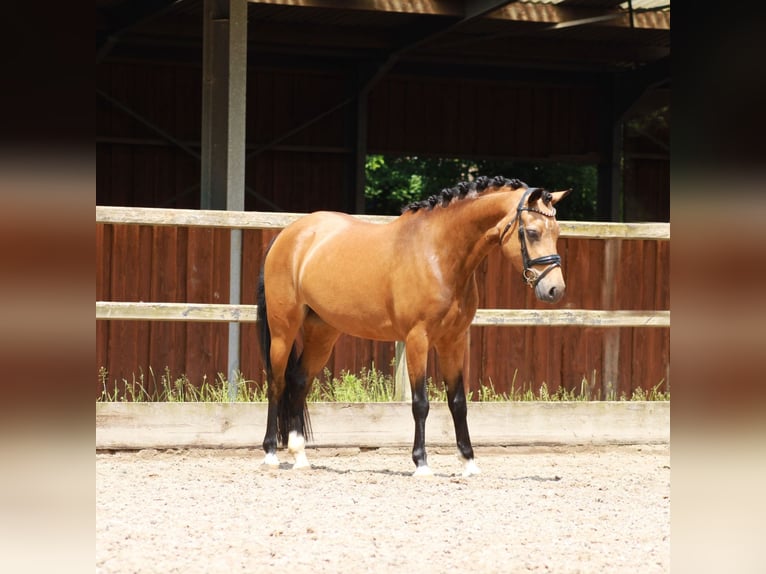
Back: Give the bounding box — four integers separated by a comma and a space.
256, 175, 570, 476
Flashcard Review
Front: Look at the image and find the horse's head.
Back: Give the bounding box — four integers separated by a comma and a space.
499, 187, 571, 303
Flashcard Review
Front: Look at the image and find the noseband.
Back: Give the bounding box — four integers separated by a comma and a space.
498, 187, 562, 288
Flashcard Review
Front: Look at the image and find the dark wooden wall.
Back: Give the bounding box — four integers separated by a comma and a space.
97, 62, 605, 211
96, 225, 669, 399
97, 61, 668, 399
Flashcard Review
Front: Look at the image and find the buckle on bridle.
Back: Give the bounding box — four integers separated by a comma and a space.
523, 259, 561, 288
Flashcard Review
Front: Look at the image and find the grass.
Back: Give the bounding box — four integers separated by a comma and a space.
98, 365, 669, 403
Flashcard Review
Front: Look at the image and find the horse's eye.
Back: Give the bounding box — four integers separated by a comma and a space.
526, 229, 540, 241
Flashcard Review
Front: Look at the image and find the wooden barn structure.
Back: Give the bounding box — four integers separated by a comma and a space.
96, 0, 670, 399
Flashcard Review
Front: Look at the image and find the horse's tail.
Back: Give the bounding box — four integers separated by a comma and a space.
256, 243, 311, 447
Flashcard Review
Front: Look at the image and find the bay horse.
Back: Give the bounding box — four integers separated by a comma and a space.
256, 176, 570, 476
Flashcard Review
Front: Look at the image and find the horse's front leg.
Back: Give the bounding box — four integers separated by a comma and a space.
405, 329, 431, 476
437, 335, 481, 477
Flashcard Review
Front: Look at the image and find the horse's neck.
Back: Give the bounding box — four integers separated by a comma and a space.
417, 192, 517, 286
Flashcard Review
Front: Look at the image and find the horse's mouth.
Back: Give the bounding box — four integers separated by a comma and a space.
535, 282, 565, 303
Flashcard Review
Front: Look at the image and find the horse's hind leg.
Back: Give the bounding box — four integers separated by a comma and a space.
286, 312, 340, 470
262, 308, 303, 468
436, 333, 480, 477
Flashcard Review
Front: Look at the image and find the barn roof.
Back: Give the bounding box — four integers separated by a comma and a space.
97, 0, 669, 74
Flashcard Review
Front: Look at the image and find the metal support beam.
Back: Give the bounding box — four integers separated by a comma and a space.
346, 64, 370, 213
597, 74, 622, 222
201, 0, 248, 400
201, 0, 247, 211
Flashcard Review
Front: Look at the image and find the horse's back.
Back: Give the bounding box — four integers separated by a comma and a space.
264, 211, 401, 339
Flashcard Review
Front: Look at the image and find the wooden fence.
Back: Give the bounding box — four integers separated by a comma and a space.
96, 206, 669, 400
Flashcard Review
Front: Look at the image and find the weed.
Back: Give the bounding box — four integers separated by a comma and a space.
97, 366, 669, 403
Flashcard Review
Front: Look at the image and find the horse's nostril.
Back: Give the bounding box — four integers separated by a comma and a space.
548, 286, 557, 299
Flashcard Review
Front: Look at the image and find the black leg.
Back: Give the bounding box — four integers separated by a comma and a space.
447, 374, 475, 461
436, 335, 481, 477
411, 374, 431, 474
262, 384, 281, 466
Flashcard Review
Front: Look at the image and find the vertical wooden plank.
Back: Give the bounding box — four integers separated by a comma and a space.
148, 226, 180, 396
387, 77, 406, 153
474, 81, 493, 156
252, 68, 274, 145
96, 223, 112, 397
458, 81, 477, 156
273, 71, 294, 146
405, 79, 426, 152
108, 63, 132, 137
135, 225, 154, 381
532, 86, 549, 158
557, 238, 584, 392
107, 225, 142, 389
424, 79, 444, 154
568, 87, 587, 155
655, 239, 670, 392
440, 78, 460, 155
601, 239, 621, 399
239, 228, 259, 384
516, 86, 533, 157
367, 76, 388, 152
184, 227, 216, 383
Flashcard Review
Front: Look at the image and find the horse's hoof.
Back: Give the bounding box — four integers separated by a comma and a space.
262, 452, 280, 467
413, 465, 434, 477
461, 458, 482, 477
292, 451, 311, 470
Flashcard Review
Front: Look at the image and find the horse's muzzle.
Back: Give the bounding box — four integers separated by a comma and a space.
534, 274, 566, 303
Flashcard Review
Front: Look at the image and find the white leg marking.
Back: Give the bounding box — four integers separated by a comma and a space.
262, 452, 280, 467
412, 465, 434, 477
293, 451, 310, 469
459, 455, 482, 477
288, 431, 310, 469
287, 430, 305, 453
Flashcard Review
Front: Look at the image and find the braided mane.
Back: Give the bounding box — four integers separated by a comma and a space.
402, 175, 528, 213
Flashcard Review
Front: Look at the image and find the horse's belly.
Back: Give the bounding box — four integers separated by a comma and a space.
304, 292, 399, 341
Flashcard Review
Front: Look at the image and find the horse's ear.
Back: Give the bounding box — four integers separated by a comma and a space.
526, 188, 544, 206
550, 189, 572, 205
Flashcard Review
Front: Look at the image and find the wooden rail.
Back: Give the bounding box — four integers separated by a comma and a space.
96, 205, 670, 240
96, 301, 670, 328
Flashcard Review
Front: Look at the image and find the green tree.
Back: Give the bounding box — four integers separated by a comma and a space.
365, 155, 597, 220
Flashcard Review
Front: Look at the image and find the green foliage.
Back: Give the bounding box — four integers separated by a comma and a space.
621, 380, 670, 402
364, 154, 598, 220
97, 367, 267, 402
308, 366, 395, 402
98, 366, 668, 402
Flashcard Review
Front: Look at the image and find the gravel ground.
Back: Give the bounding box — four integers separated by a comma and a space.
96, 444, 669, 573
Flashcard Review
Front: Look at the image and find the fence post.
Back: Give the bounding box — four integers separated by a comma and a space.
602, 238, 621, 399
394, 342, 412, 402
227, 229, 242, 400
200, 0, 248, 400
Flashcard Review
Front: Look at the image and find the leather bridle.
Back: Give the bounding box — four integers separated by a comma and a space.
498, 187, 562, 288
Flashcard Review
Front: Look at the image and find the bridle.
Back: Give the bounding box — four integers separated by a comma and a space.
498, 187, 562, 288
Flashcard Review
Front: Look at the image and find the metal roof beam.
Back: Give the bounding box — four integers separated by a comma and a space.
97, 0, 186, 62
245, 0, 669, 29
246, 0, 466, 16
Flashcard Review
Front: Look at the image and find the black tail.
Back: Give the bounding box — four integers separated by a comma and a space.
256, 248, 311, 447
